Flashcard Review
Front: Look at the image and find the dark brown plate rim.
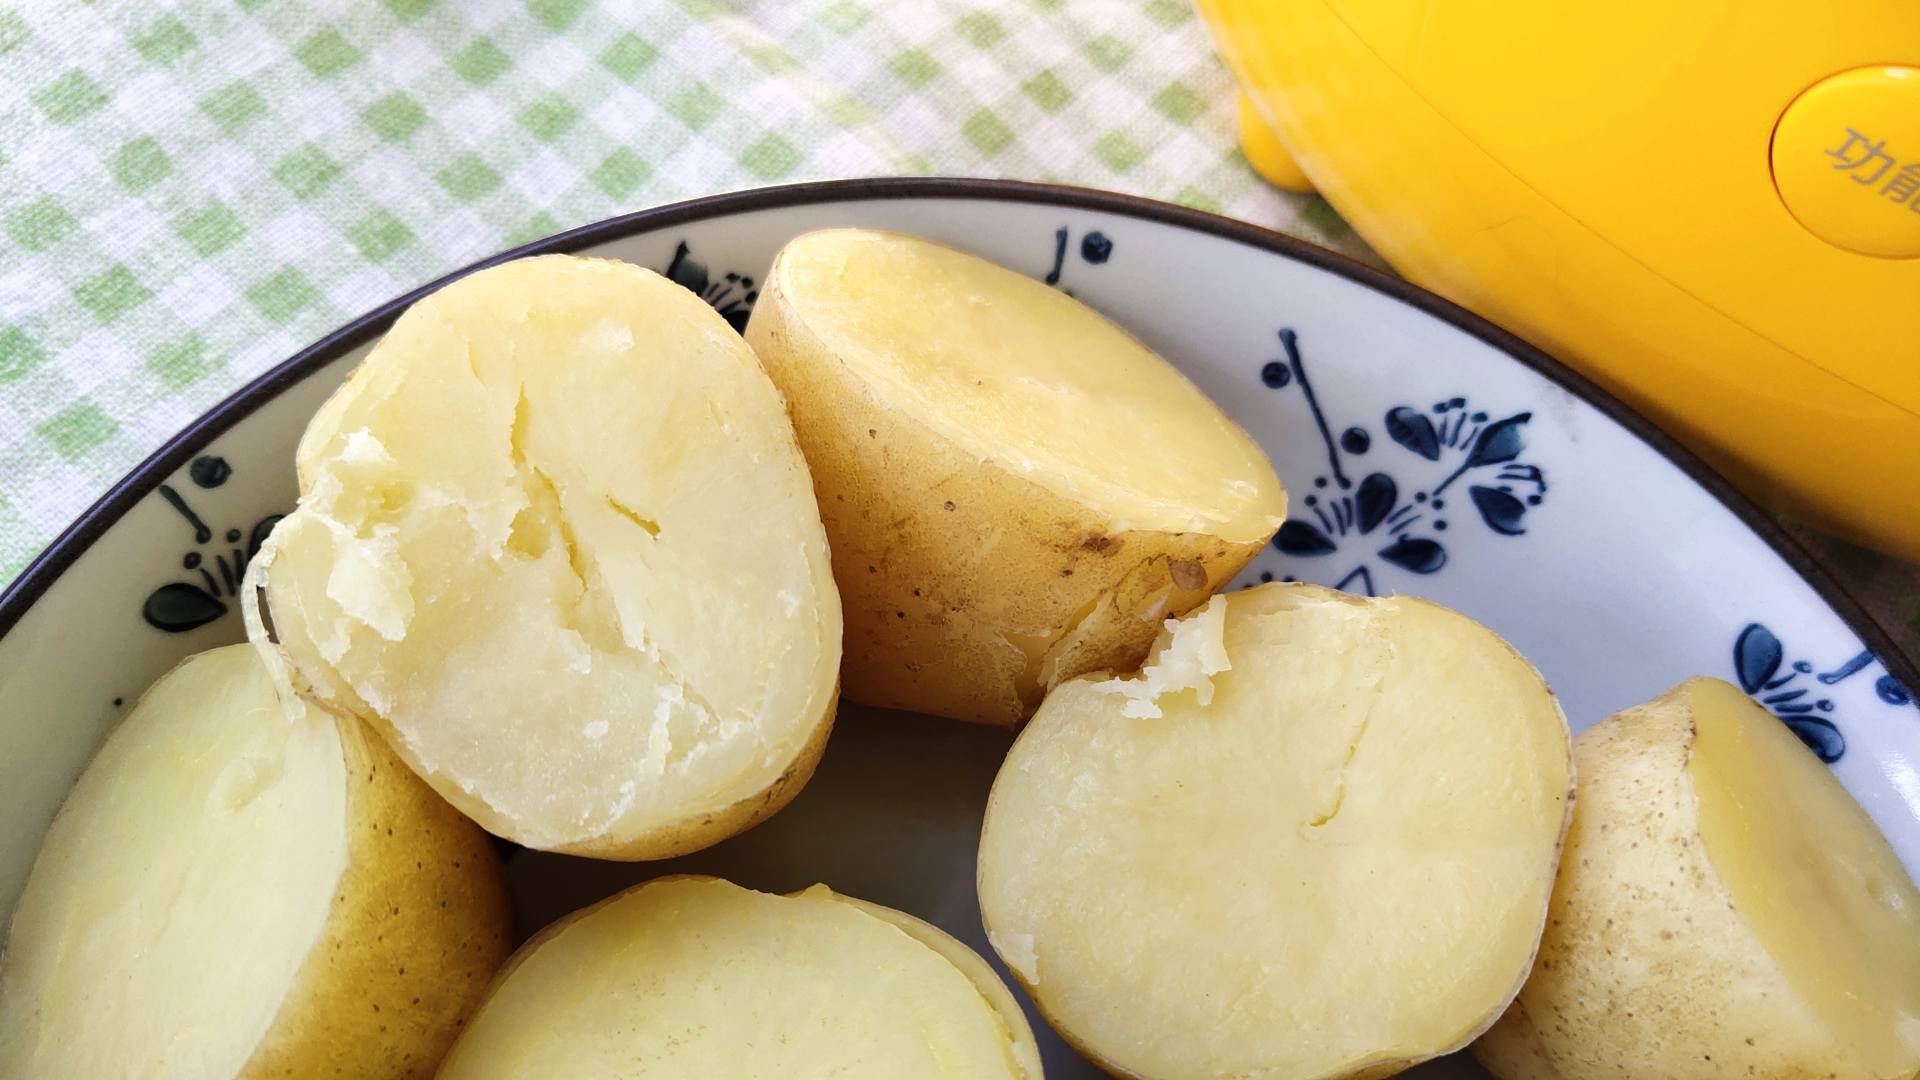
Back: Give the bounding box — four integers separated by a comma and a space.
1, 177, 1910, 698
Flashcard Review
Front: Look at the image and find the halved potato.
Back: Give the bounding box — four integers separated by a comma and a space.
0, 644, 509, 1079
247, 254, 842, 859
976, 583, 1572, 1079
437, 875, 1042, 1078
1474, 677, 1920, 1079
744, 228, 1285, 724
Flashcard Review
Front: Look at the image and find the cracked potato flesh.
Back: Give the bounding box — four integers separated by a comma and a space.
247, 255, 842, 859
976, 583, 1573, 1080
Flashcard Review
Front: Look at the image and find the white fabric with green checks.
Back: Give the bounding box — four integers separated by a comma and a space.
1, 0, 1913, 652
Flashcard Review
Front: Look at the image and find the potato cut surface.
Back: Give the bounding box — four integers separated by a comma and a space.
0, 644, 509, 1080
1690, 679, 1920, 1069
438, 876, 1041, 1079
767, 228, 1283, 539
977, 584, 1572, 1080
251, 255, 841, 857
1476, 677, 1920, 1080
746, 229, 1284, 724
0, 646, 344, 1078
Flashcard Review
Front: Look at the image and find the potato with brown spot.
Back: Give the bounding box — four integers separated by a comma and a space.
1474, 677, 1920, 1079
745, 228, 1286, 724
0, 644, 511, 1078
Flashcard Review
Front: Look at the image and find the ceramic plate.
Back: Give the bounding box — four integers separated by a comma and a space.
2, 179, 1914, 1078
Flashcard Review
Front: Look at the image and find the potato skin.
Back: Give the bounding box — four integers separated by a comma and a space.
241, 710, 511, 1079
745, 286, 1266, 725
1473, 684, 1863, 1079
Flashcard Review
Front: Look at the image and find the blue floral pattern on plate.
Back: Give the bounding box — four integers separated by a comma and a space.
660, 241, 759, 332
1261, 328, 1547, 596
1732, 623, 1916, 763
142, 457, 282, 634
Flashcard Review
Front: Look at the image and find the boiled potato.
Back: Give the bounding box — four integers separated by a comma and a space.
0, 644, 509, 1079
744, 229, 1286, 724
437, 875, 1043, 1078
1474, 677, 1920, 1079
977, 583, 1572, 1079
247, 254, 842, 859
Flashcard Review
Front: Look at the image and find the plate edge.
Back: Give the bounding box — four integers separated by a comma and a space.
0, 176, 1909, 699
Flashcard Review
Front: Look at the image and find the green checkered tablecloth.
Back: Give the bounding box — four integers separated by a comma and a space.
1, 0, 1914, 655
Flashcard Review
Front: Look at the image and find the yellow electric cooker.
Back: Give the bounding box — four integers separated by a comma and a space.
1196, 1, 1920, 558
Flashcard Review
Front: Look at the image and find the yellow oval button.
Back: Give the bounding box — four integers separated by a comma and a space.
1772, 66, 1920, 259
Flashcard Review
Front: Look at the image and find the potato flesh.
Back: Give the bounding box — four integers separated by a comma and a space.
1689, 678, 1920, 1072
977, 583, 1571, 1079
438, 877, 1033, 1078
256, 256, 839, 853
772, 228, 1285, 541
0, 645, 347, 1079
778, 893, 1045, 1080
